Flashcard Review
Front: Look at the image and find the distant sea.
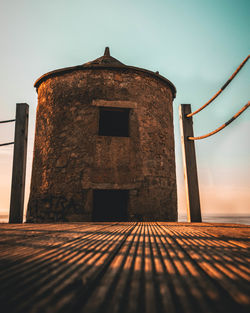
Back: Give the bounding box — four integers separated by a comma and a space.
178, 215, 250, 225
1, 214, 250, 225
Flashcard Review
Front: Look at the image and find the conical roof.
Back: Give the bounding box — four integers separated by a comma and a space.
83, 47, 124, 66
34, 47, 176, 98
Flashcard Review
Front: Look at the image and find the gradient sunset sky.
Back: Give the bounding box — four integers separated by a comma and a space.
0, 0, 249, 219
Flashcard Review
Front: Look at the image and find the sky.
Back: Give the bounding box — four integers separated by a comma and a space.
0, 0, 249, 220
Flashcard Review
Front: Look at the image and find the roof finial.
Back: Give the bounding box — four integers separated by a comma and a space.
104, 47, 110, 57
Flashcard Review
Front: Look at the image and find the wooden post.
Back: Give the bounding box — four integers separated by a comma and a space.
179, 104, 201, 222
9, 103, 29, 223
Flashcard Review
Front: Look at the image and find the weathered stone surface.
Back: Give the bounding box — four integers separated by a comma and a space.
27, 64, 177, 222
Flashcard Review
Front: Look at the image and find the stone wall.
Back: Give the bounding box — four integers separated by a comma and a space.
27, 68, 177, 222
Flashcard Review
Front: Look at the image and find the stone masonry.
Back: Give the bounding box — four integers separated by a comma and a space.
27, 48, 177, 222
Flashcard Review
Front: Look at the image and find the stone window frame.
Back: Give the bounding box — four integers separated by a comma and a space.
92, 100, 137, 109
92, 100, 137, 137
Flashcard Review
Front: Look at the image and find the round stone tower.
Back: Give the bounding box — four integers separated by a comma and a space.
27, 47, 177, 222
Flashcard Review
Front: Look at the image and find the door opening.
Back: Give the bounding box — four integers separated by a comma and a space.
92, 189, 129, 221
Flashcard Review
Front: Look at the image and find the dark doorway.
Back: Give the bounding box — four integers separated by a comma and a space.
98, 107, 130, 137
92, 189, 129, 221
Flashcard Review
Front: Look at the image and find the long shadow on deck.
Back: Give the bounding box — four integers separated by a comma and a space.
0, 223, 249, 313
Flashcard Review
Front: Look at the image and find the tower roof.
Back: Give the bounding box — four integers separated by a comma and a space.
34, 47, 176, 98
83, 47, 124, 66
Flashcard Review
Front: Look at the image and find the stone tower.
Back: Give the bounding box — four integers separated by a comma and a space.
27, 48, 177, 222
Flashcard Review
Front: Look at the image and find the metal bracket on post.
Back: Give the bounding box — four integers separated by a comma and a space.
179, 104, 201, 222
9, 103, 29, 223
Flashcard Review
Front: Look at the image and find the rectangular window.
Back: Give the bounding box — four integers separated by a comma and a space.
98, 107, 130, 137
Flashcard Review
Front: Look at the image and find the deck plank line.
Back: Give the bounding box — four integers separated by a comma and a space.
113, 223, 144, 313
0, 223, 125, 276
147, 223, 176, 313
0, 224, 135, 312
159, 224, 250, 311
0, 223, 119, 256
181, 235, 250, 281
156, 223, 222, 313
81, 224, 141, 313
30, 224, 135, 313
57, 223, 137, 313
167, 228, 250, 289
0, 222, 249, 313
117, 222, 146, 313
154, 224, 200, 313
11, 224, 136, 313
0, 224, 124, 282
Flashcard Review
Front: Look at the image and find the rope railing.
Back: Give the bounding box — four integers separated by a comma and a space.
186, 55, 249, 118
188, 102, 250, 140
0, 142, 15, 147
0, 119, 16, 124
0, 119, 16, 147
0, 103, 29, 224
179, 56, 249, 223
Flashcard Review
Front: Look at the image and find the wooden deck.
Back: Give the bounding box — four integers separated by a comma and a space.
0, 222, 249, 313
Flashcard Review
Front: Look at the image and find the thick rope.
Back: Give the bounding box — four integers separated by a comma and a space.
0, 142, 14, 147
188, 102, 249, 140
0, 119, 15, 124
0, 119, 15, 146
187, 55, 249, 118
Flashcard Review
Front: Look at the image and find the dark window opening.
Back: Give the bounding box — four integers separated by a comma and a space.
92, 189, 129, 221
98, 107, 130, 137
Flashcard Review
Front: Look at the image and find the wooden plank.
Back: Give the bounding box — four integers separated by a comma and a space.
179, 104, 202, 222
9, 103, 29, 223
0, 222, 249, 313
159, 223, 250, 308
